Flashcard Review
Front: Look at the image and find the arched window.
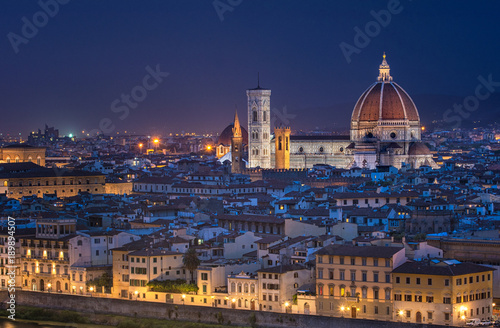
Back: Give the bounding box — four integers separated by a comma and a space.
318, 284, 323, 296
244, 283, 248, 293
263, 111, 267, 122
238, 283, 242, 293
278, 136, 282, 150
252, 110, 257, 122
15, 157, 20, 163
231, 282, 235, 293
286, 137, 289, 151
37, 156, 41, 165
362, 287, 368, 299
329, 284, 334, 296
77, 240, 83, 246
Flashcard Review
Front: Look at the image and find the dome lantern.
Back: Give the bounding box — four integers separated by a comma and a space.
377, 52, 393, 82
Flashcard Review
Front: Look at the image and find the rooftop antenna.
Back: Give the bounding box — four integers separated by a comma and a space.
257, 72, 260, 88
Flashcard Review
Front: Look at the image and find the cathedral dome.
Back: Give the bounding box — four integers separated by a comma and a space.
217, 124, 248, 145
408, 142, 431, 156
351, 54, 420, 125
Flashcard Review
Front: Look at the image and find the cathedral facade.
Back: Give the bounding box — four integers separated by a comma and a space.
244, 55, 438, 170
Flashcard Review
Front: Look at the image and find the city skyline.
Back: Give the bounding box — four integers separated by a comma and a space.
2, 1, 500, 137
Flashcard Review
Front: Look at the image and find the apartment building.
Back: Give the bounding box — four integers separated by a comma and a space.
315, 244, 406, 320
392, 259, 495, 326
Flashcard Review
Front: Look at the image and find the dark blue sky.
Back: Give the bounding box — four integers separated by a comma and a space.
1, 0, 500, 137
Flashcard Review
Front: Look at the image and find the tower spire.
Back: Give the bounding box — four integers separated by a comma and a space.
378, 52, 393, 82
232, 109, 242, 138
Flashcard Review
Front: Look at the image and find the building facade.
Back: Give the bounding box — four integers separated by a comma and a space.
315, 244, 407, 320
392, 259, 495, 326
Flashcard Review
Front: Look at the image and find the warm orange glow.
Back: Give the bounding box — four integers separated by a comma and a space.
207, 145, 212, 150
421, 126, 425, 131
153, 139, 159, 144
139, 143, 143, 148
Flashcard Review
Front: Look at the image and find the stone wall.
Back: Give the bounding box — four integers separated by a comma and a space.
6, 290, 448, 328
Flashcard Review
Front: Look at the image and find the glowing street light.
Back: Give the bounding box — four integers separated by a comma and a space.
206, 145, 212, 151
47, 283, 51, 293
182, 294, 186, 305
134, 290, 139, 300
399, 310, 404, 316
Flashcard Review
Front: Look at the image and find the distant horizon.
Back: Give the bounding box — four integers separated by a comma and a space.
2, 1, 499, 136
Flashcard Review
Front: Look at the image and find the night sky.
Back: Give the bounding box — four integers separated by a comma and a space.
1, 0, 500, 137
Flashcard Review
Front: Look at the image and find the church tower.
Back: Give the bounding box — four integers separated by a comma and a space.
231, 110, 244, 174
247, 79, 271, 168
274, 126, 290, 169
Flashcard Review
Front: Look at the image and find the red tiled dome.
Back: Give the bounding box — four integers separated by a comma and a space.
351, 82, 420, 123
217, 124, 248, 146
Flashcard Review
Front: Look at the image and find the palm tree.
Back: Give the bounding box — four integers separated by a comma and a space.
183, 247, 200, 284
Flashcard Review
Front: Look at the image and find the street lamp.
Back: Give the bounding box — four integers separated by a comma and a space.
138, 143, 143, 154
182, 294, 186, 305
284, 302, 290, 314
134, 290, 139, 300
79, 286, 83, 294
340, 306, 345, 318
47, 283, 51, 293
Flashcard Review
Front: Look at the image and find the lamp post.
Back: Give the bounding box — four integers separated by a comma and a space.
89, 286, 94, 297
138, 143, 143, 154
134, 290, 139, 300
182, 294, 186, 305
340, 306, 345, 318
47, 283, 51, 293
79, 286, 83, 295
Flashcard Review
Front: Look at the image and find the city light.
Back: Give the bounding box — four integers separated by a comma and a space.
285, 302, 289, 307
206, 145, 212, 150
154, 139, 159, 144
232, 298, 236, 303
399, 310, 404, 316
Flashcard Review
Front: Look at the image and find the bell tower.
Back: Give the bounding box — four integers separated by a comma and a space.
274, 126, 291, 169
247, 77, 271, 168
231, 110, 244, 174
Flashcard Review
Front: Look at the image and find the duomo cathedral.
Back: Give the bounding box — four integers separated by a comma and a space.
216, 55, 438, 172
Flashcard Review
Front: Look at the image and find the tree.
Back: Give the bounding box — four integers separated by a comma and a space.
183, 247, 200, 284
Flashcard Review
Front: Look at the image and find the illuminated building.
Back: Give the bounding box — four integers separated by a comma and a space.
392, 259, 494, 325
246, 54, 438, 170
